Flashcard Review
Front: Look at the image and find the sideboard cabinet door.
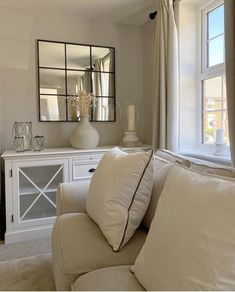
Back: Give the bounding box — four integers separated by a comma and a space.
12, 159, 69, 229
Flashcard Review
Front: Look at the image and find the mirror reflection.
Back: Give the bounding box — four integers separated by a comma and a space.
92, 72, 114, 97
37, 40, 115, 122
67, 44, 90, 70
92, 98, 115, 121
39, 42, 65, 68
92, 47, 114, 72
40, 95, 66, 121
67, 71, 91, 95
39, 69, 66, 95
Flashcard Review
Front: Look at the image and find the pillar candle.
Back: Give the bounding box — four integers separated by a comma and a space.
216, 128, 224, 145
127, 104, 135, 131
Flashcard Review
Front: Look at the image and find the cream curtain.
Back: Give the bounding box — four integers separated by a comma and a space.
108, 51, 114, 120
93, 58, 103, 120
80, 70, 90, 92
108, 51, 114, 96
152, 0, 179, 151
224, 0, 235, 166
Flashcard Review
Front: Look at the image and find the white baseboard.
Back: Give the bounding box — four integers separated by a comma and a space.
5, 226, 53, 244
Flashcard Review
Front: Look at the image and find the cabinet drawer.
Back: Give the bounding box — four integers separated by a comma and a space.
72, 163, 98, 180
72, 153, 104, 163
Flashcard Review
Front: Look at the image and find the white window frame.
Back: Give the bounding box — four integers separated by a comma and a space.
201, 0, 225, 76
197, 0, 226, 148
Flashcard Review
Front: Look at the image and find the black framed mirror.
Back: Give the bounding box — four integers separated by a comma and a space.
37, 40, 116, 122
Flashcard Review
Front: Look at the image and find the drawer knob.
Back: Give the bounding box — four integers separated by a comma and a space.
89, 168, 96, 173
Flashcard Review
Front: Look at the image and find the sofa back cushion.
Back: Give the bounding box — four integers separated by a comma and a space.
142, 150, 190, 229
189, 161, 235, 178
142, 157, 173, 229
155, 149, 190, 166
143, 149, 235, 229
86, 147, 154, 251
133, 163, 235, 290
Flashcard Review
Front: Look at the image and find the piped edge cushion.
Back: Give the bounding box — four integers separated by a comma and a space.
86, 147, 154, 251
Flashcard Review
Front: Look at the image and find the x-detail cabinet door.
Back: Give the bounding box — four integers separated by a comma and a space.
12, 158, 69, 229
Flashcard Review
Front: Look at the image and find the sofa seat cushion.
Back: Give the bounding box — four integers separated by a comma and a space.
71, 265, 144, 291
52, 213, 147, 290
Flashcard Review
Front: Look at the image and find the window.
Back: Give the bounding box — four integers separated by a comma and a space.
178, 0, 230, 161
200, 0, 229, 145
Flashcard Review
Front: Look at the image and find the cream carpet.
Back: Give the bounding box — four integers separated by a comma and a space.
0, 253, 55, 291
0, 237, 51, 262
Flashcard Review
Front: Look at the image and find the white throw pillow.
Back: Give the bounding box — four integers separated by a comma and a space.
133, 163, 235, 290
86, 147, 154, 251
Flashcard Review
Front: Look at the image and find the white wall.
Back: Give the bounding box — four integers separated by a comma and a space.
0, 8, 143, 151
141, 20, 156, 144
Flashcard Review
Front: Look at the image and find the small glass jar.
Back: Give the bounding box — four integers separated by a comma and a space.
12, 122, 32, 151
33, 135, 44, 151
13, 136, 25, 152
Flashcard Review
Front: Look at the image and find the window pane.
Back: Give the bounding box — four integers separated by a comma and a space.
208, 5, 224, 40
223, 111, 229, 144
208, 35, 224, 67
223, 75, 227, 100
202, 76, 229, 145
203, 111, 220, 144
222, 76, 229, 144
203, 76, 222, 110
203, 111, 229, 145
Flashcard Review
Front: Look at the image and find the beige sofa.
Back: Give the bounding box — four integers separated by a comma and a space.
52, 149, 235, 291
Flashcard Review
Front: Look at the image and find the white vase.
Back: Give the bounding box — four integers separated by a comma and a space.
70, 115, 99, 149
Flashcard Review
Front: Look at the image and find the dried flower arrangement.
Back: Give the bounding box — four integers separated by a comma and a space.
68, 90, 96, 120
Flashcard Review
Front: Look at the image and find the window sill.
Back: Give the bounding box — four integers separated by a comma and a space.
179, 149, 231, 167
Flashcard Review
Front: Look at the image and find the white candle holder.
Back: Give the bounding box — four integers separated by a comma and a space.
122, 131, 141, 147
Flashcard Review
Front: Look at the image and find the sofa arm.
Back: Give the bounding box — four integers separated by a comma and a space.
56, 181, 90, 216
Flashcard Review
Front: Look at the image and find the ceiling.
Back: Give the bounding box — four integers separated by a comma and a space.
0, 0, 157, 26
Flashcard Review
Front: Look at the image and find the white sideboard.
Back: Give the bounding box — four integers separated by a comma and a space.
1, 146, 151, 244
